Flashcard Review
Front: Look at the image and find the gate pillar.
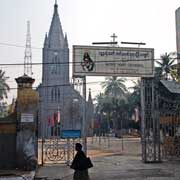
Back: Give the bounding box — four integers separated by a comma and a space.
141, 78, 161, 162
15, 75, 39, 169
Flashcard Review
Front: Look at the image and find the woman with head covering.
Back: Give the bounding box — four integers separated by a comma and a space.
70, 143, 90, 180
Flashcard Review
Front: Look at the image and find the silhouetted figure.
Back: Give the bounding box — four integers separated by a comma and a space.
70, 143, 90, 180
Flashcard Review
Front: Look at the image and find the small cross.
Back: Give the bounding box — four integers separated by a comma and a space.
111, 33, 117, 43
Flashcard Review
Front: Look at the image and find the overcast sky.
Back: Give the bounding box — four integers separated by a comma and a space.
0, 0, 180, 103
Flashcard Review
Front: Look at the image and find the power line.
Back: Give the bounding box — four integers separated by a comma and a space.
0, 41, 177, 61
0, 79, 139, 91
0, 41, 178, 66
0, 40, 176, 55
0, 57, 170, 67
0, 42, 41, 50
0, 57, 177, 66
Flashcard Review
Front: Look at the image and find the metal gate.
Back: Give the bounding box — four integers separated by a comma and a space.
38, 78, 180, 164
141, 78, 180, 162
38, 138, 82, 165
158, 81, 180, 160
141, 78, 161, 162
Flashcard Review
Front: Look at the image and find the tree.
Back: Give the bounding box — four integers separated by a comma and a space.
0, 69, 10, 100
0, 101, 8, 117
101, 76, 127, 98
156, 53, 175, 80
128, 80, 141, 117
128, 79, 141, 108
169, 64, 180, 82
127, 79, 141, 130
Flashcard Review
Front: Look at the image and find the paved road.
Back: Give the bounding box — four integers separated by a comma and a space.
35, 137, 180, 180
35, 154, 180, 180
0, 170, 35, 180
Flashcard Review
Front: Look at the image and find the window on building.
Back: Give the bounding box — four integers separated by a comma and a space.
58, 88, 60, 101
55, 87, 57, 101
51, 88, 54, 102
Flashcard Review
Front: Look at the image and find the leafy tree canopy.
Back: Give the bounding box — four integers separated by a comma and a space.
0, 69, 10, 100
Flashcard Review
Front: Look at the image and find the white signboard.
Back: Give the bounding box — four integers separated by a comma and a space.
73, 45, 154, 77
21, 113, 34, 123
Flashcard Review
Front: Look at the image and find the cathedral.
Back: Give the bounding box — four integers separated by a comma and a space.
38, 2, 93, 138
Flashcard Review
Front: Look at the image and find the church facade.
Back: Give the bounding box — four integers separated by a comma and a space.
38, 2, 93, 138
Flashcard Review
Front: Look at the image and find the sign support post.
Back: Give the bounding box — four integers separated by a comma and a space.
83, 76, 87, 155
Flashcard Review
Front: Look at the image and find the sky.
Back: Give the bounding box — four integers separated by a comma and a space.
0, 0, 180, 103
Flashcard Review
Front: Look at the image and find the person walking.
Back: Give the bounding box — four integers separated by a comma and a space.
70, 143, 90, 180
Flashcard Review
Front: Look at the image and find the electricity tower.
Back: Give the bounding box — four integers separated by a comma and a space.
24, 21, 32, 76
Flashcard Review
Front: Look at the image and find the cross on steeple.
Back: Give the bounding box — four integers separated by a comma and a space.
54, 0, 58, 12
111, 33, 117, 43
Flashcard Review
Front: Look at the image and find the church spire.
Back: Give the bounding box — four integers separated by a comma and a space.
48, 1, 65, 49
44, 33, 48, 47
64, 33, 68, 48
54, 0, 58, 13
88, 88, 93, 104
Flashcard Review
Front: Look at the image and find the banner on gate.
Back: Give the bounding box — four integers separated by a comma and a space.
73, 45, 154, 77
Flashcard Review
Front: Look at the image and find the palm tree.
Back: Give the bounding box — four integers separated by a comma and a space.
95, 93, 105, 114
128, 79, 141, 109
0, 101, 8, 117
99, 77, 128, 132
156, 53, 175, 80
101, 76, 127, 98
95, 93, 114, 132
128, 79, 141, 130
0, 69, 10, 100
169, 64, 180, 82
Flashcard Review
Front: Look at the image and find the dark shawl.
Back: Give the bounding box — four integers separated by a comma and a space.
70, 150, 87, 171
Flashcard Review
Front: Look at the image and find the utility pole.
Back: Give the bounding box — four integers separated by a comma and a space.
24, 21, 33, 77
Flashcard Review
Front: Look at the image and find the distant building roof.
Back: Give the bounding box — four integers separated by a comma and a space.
160, 80, 180, 94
